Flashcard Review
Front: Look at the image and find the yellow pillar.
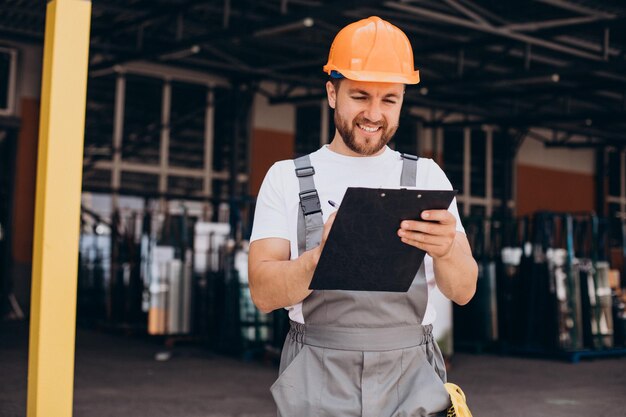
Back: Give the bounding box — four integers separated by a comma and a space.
27, 1, 91, 416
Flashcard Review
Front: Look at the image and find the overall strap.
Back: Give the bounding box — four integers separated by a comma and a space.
294, 155, 324, 257
400, 153, 419, 187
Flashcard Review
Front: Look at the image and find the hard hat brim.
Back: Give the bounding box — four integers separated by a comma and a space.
324, 66, 420, 85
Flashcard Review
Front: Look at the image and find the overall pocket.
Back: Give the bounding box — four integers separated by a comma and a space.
271, 345, 325, 417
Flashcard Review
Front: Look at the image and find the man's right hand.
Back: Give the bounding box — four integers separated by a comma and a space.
248, 212, 337, 313
315, 211, 337, 263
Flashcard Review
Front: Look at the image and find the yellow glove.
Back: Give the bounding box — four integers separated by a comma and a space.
444, 383, 473, 417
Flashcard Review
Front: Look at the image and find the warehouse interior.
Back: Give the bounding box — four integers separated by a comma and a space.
1, 0, 626, 416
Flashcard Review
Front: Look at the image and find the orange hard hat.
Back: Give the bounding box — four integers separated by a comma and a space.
323, 16, 420, 84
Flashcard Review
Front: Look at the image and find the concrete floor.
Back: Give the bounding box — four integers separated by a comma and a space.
1, 321, 625, 417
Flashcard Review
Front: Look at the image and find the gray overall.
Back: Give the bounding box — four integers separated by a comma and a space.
270, 154, 451, 417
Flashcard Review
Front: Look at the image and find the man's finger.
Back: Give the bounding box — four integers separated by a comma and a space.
400, 220, 447, 236
324, 212, 337, 232
420, 209, 455, 224
399, 231, 448, 246
400, 236, 445, 251
321, 212, 338, 243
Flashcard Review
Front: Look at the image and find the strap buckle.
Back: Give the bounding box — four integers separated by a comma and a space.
401, 153, 418, 161
298, 189, 322, 216
295, 166, 315, 177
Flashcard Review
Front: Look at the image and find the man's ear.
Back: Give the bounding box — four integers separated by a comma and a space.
326, 81, 336, 109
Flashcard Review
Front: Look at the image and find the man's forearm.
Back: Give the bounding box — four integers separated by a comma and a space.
433, 236, 478, 305
249, 247, 320, 313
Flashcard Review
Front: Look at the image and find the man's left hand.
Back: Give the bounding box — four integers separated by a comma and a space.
397, 210, 457, 259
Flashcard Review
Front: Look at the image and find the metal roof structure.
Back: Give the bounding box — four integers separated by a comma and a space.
2, 0, 626, 147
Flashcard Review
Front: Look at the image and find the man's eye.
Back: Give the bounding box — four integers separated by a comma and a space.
384, 99, 397, 104
352, 96, 366, 100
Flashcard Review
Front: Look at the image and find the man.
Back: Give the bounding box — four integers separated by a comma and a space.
248, 16, 478, 417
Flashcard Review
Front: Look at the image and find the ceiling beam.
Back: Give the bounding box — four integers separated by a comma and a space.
90, 0, 385, 72
501, 15, 611, 32
456, 0, 509, 25
344, 8, 470, 42
384, 1, 605, 61
534, 0, 617, 19
419, 54, 626, 91
442, 0, 490, 26
91, 0, 209, 39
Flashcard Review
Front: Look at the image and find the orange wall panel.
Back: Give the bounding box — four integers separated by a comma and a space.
249, 128, 294, 196
12, 97, 40, 263
516, 164, 595, 216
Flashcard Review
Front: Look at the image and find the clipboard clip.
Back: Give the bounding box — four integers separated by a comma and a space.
299, 189, 322, 215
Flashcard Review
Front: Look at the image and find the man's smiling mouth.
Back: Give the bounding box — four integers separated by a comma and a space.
357, 124, 381, 133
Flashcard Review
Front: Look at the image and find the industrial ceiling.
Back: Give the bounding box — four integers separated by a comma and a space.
1, 0, 626, 147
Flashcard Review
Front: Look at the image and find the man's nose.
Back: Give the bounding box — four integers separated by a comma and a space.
363, 100, 383, 124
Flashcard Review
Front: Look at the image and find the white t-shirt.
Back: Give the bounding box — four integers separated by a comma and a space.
250, 145, 465, 325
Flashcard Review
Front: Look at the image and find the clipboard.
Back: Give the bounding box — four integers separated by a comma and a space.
309, 187, 457, 292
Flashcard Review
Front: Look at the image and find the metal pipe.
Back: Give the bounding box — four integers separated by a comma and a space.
112, 73, 125, 208
253, 17, 314, 37
158, 44, 200, 61
203, 88, 215, 197
159, 81, 172, 209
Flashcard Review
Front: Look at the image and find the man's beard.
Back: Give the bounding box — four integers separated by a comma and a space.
334, 111, 398, 156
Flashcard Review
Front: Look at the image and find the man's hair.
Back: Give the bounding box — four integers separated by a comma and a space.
330, 77, 343, 92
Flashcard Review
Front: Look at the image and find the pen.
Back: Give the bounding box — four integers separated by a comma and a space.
328, 200, 338, 208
